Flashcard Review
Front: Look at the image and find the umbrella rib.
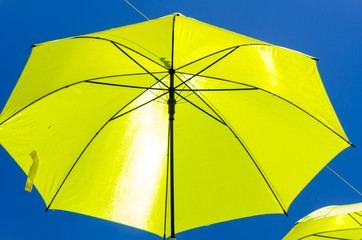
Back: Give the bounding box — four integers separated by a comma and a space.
176, 91, 194, 103
0, 81, 82, 126
86, 80, 168, 91
110, 92, 168, 121
45, 84, 167, 211
72, 36, 168, 70
298, 228, 362, 240
0, 72, 166, 127
174, 46, 240, 91
176, 43, 318, 71
174, 92, 226, 125
175, 87, 258, 91
311, 235, 351, 240
176, 44, 266, 71
175, 79, 288, 216
348, 213, 362, 227
180, 73, 355, 148
177, 72, 255, 88
111, 42, 169, 89
174, 80, 189, 102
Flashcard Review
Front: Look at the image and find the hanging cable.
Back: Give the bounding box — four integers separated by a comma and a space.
326, 165, 362, 197
124, 0, 150, 20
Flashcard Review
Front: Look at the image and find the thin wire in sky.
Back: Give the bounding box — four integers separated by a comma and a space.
124, 0, 150, 20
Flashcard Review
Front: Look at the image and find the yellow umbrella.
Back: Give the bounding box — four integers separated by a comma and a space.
283, 203, 362, 240
0, 13, 353, 239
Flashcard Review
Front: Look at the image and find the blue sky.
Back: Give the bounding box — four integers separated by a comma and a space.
0, 0, 361, 239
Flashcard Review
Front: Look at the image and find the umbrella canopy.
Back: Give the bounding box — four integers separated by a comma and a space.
0, 13, 353, 238
283, 202, 362, 239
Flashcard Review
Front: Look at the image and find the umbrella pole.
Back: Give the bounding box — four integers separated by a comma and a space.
168, 68, 176, 239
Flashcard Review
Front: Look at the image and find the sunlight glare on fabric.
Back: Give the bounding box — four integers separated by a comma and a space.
255, 45, 278, 87
109, 90, 168, 226
177, 73, 204, 90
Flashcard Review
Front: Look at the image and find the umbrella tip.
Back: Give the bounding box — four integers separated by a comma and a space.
284, 210, 289, 217
172, 13, 182, 16
351, 143, 356, 148
30, 44, 37, 48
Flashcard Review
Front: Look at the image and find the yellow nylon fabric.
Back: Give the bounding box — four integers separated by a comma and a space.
51, 89, 170, 235
178, 45, 347, 139
283, 203, 362, 240
24, 151, 39, 192
0, 13, 352, 237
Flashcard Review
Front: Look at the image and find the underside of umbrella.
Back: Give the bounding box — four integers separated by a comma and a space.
0, 13, 353, 238
283, 202, 362, 240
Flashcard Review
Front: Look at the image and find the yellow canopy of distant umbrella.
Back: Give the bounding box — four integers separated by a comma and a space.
283, 202, 362, 239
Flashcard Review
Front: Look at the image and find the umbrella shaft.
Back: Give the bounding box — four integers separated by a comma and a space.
169, 116, 175, 238
168, 69, 176, 238
168, 69, 176, 119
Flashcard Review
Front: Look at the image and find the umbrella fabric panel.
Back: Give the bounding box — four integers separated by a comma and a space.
50, 89, 170, 237
0, 36, 166, 125
172, 95, 283, 234
172, 14, 266, 70
177, 44, 348, 142
0, 83, 146, 206
187, 88, 349, 210
85, 14, 174, 69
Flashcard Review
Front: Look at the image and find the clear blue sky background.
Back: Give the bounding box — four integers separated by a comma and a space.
0, 0, 361, 239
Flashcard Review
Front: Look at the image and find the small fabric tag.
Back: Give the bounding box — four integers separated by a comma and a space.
25, 151, 39, 192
